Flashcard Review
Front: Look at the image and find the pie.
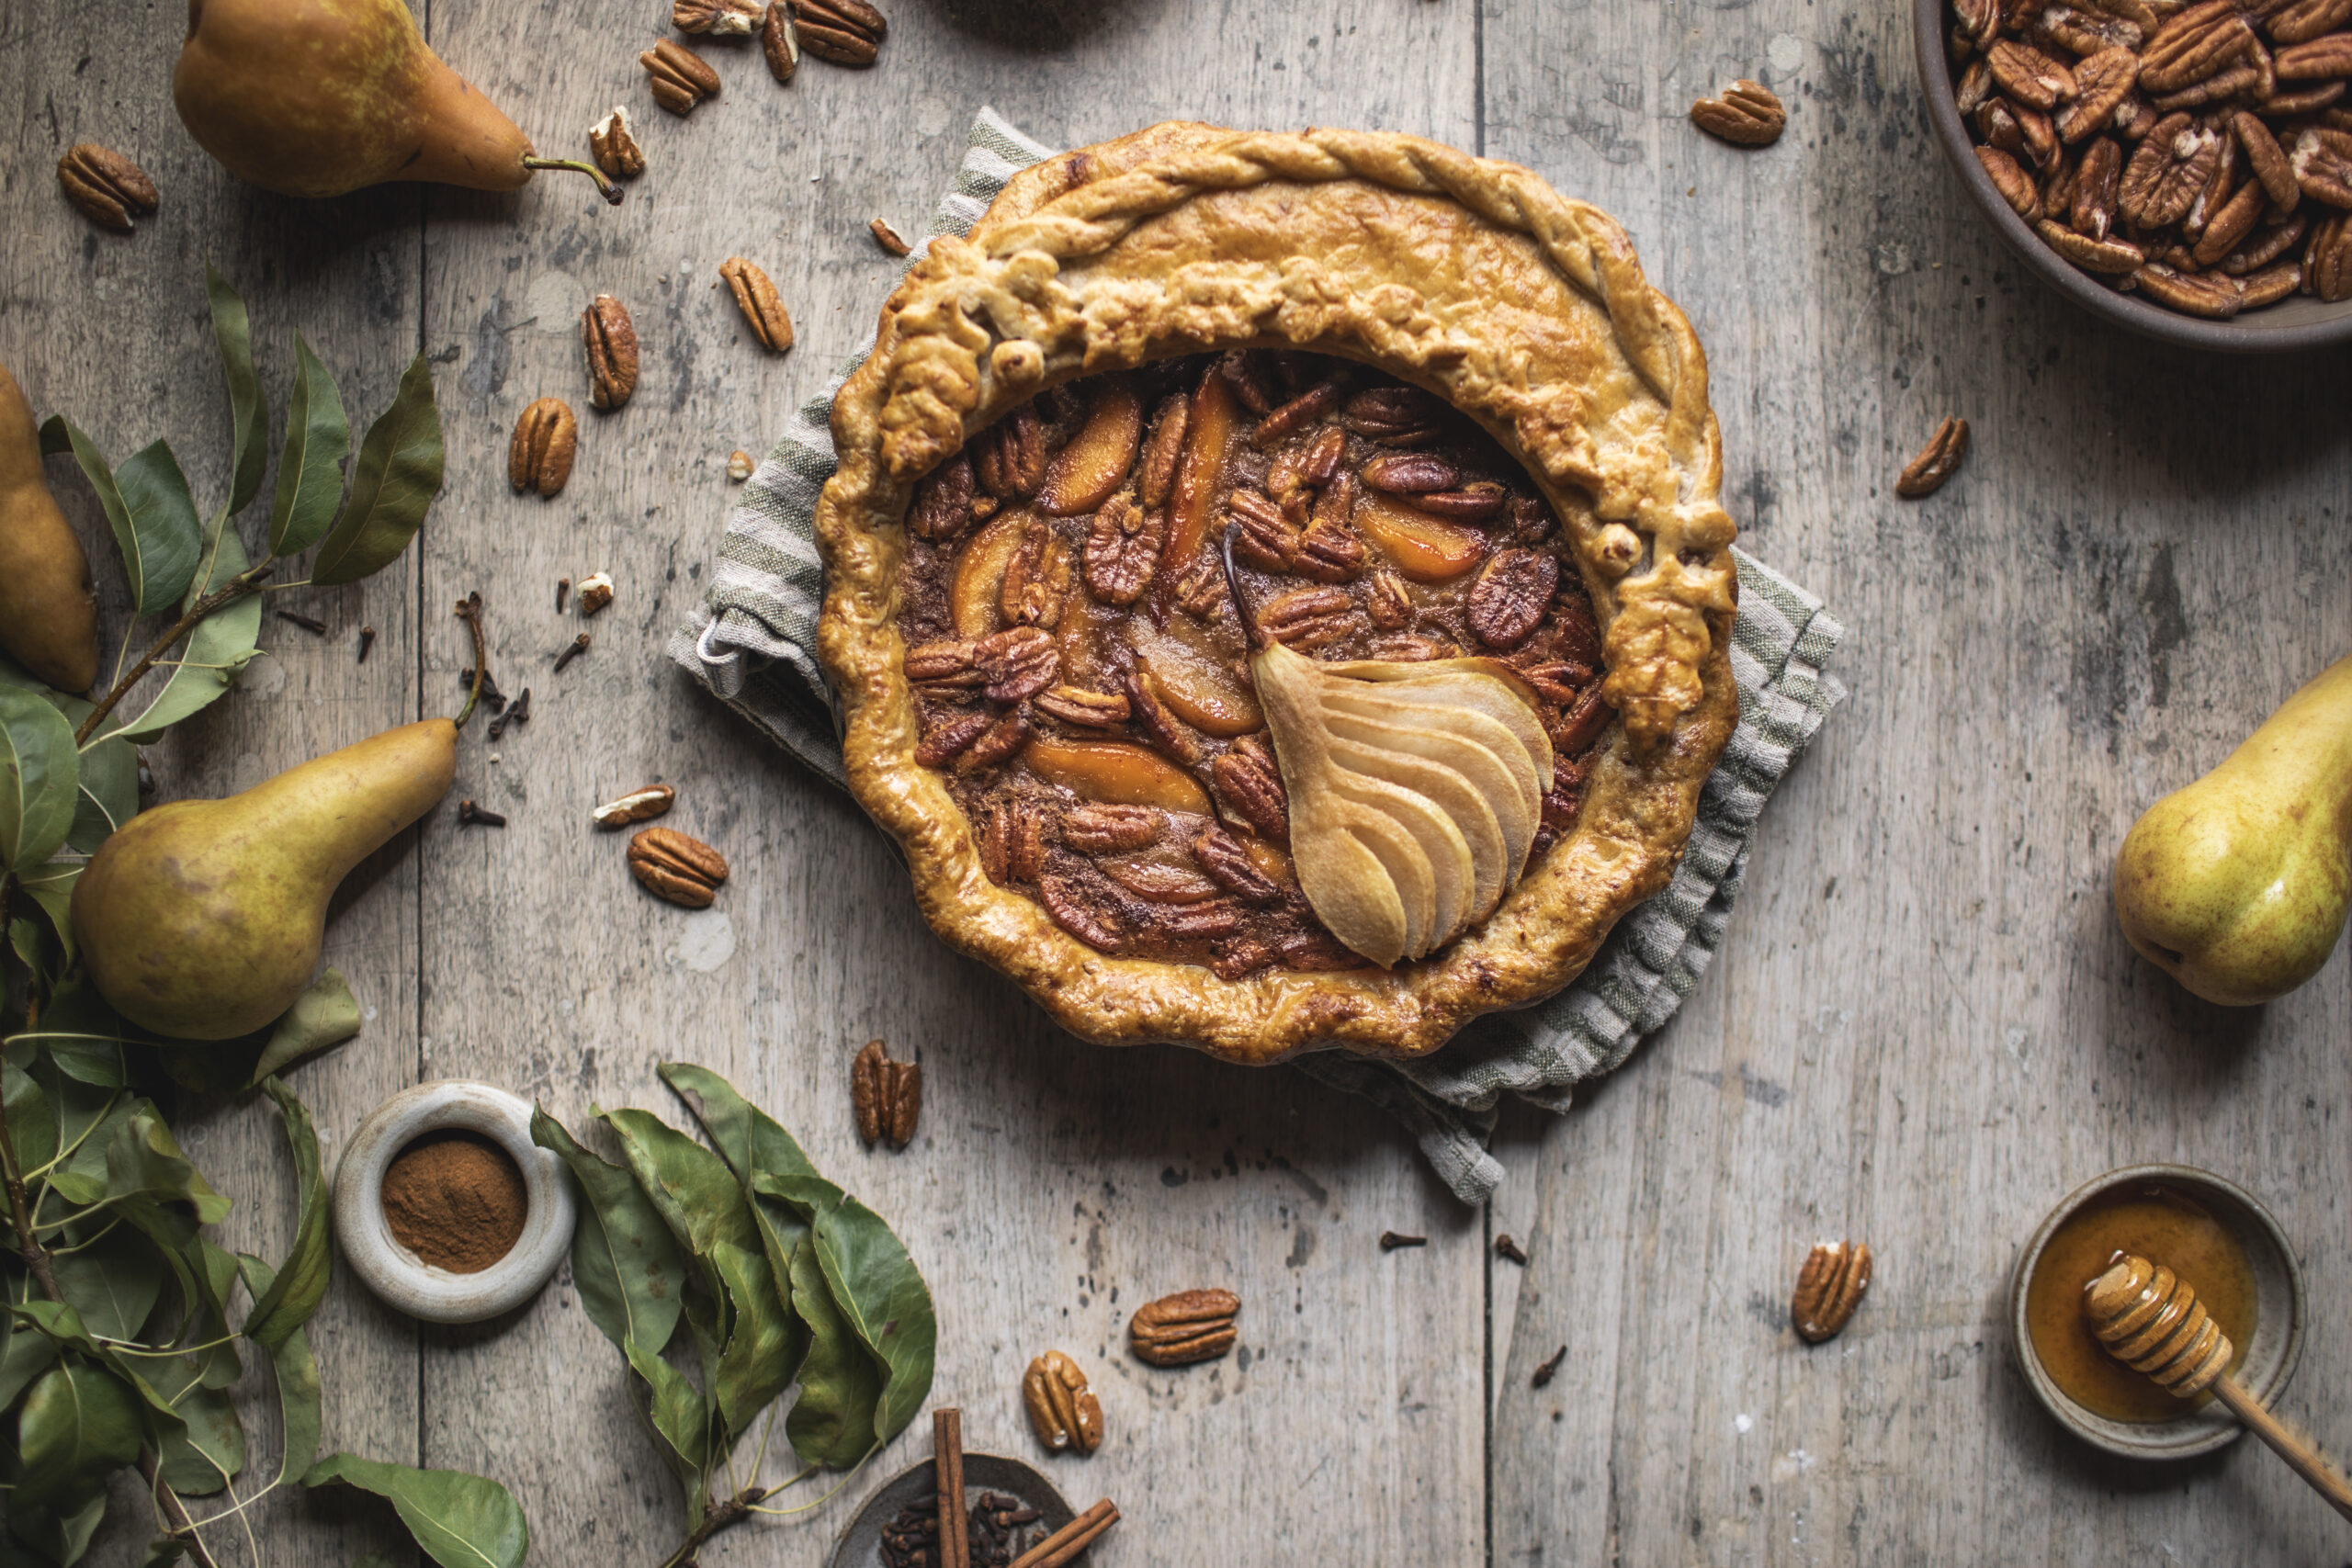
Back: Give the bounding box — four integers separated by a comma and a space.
814, 123, 1741, 1066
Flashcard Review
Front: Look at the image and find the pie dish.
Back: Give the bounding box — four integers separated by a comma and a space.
814, 122, 1741, 1065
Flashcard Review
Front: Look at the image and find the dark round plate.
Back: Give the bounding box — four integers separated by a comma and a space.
826, 1452, 1083, 1568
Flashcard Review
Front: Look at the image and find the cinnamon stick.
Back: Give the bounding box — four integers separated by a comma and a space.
934, 1406, 970, 1568
1010, 1497, 1119, 1568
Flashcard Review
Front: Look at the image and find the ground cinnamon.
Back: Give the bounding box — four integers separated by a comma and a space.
380, 1131, 528, 1273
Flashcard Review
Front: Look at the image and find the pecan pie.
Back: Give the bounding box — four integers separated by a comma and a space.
815, 123, 1742, 1064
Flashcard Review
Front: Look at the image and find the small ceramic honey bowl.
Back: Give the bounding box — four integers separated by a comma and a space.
2010, 1163, 2304, 1460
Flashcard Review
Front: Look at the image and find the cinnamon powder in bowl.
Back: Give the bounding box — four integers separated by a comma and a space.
380, 1131, 529, 1274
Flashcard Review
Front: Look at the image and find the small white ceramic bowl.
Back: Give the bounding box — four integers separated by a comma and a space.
333, 1080, 575, 1324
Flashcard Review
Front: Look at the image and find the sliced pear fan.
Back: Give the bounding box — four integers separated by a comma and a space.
1250, 633, 1554, 968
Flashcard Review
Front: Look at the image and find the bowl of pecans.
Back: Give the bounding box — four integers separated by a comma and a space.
1915, 0, 2352, 349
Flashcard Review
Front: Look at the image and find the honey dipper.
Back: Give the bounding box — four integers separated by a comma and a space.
2085, 1252, 2352, 1523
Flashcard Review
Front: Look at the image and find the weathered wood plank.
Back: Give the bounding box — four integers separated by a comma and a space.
1, 5, 427, 1560
408, 1, 1484, 1562
1485, 0, 2352, 1560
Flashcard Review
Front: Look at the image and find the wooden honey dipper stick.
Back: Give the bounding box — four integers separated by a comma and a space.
2086, 1252, 2352, 1523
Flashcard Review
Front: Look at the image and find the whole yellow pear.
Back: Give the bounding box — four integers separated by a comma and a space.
2113, 652, 2352, 1007
72, 720, 456, 1039
0, 359, 99, 694
174, 0, 539, 198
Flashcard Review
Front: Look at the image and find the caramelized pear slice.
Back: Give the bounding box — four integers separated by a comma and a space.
1352, 491, 1488, 581
1023, 738, 1214, 816
1321, 706, 1536, 870
1328, 754, 1479, 940
1131, 619, 1262, 737
1317, 688, 1546, 822
1155, 371, 1238, 605
1036, 381, 1145, 516
1327, 732, 1509, 913
1098, 855, 1223, 904
951, 508, 1031, 637
1322, 661, 1553, 781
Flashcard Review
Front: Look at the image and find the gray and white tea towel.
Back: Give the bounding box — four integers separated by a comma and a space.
668, 108, 1848, 1202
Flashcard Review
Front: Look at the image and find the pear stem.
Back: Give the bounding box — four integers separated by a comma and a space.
72, 560, 277, 747
1220, 523, 1269, 652
524, 156, 624, 207
454, 594, 489, 730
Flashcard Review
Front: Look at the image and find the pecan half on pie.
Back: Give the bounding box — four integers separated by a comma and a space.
815, 123, 1742, 1064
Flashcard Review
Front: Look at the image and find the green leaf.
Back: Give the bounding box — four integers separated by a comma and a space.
246, 970, 362, 1088
50, 1223, 164, 1342
239, 1079, 329, 1347
206, 267, 269, 516
311, 354, 441, 585
781, 1232, 880, 1469
621, 1339, 713, 1518
759, 1172, 937, 1451
15, 1361, 142, 1519
107, 525, 264, 746
3, 1059, 56, 1180
301, 1453, 529, 1568
658, 1063, 826, 1187
234, 1255, 322, 1489
596, 1107, 759, 1325
0, 1324, 58, 1411
103, 1111, 232, 1227
267, 335, 350, 557
527, 1109, 684, 1359
0, 688, 78, 874
39, 416, 201, 614
140, 1539, 189, 1568
14, 861, 79, 972
707, 1238, 799, 1438
156, 1380, 245, 1496
3, 1495, 107, 1567
25, 978, 129, 1087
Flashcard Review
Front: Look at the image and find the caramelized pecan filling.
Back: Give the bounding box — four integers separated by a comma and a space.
895, 353, 1614, 978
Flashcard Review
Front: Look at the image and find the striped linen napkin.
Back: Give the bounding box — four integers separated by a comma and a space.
668, 108, 1848, 1201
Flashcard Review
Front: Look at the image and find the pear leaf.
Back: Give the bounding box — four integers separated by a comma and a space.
155, 1380, 246, 1496
15, 860, 79, 970
268, 334, 350, 558
14, 1360, 144, 1520
246, 970, 364, 1088
0, 1320, 59, 1412
39, 415, 202, 614
301, 1453, 530, 1568
50, 1221, 165, 1343
108, 526, 265, 746
528, 1108, 685, 1359
205, 265, 269, 516
235, 1255, 323, 1489
311, 353, 442, 585
781, 1230, 881, 1469
239, 1079, 330, 1348
0, 686, 79, 873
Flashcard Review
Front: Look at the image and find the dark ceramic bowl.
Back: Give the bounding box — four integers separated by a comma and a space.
827, 1452, 1085, 1567
1911, 1, 2352, 351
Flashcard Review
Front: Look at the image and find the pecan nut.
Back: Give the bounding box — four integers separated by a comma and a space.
641, 37, 721, 115
974, 405, 1046, 499
1062, 803, 1162, 854
958, 706, 1033, 772
1366, 569, 1414, 631
1022, 1349, 1103, 1454
1987, 39, 2079, 110
1190, 827, 1280, 904
910, 455, 978, 543
2271, 0, 2352, 41
1137, 393, 1191, 507
2072, 136, 2125, 239
1125, 670, 1205, 766
576, 571, 616, 615
1410, 480, 1509, 523
1690, 79, 1788, 146
1294, 471, 1368, 582
2057, 48, 2142, 142
850, 1039, 921, 1149
1227, 488, 1300, 572
979, 799, 1045, 884
760, 0, 800, 79
2310, 212, 2352, 300
1082, 492, 1162, 605
1895, 416, 1970, 498
1212, 744, 1289, 844
1129, 1288, 1240, 1367
718, 256, 795, 354
673, 0, 761, 32
2293, 127, 2352, 207
628, 826, 728, 907
509, 398, 578, 497
56, 143, 158, 232
1340, 385, 1444, 446
2138, 0, 2255, 95
1360, 452, 1460, 495
794, 0, 888, 65
1034, 684, 1132, 728
1038, 860, 1125, 950
906, 637, 983, 686
2134, 262, 2245, 317
587, 107, 646, 181
1000, 519, 1071, 628
915, 707, 991, 766
1250, 381, 1340, 448
1792, 1239, 1873, 1343
582, 295, 639, 411
1467, 549, 1559, 649
974, 626, 1057, 703
593, 784, 678, 827
1258, 586, 1357, 650
1979, 144, 2041, 217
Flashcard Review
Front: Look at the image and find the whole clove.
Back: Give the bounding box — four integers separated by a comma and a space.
459, 667, 509, 714
488, 687, 531, 740
276, 609, 328, 635
457, 799, 508, 828
1532, 1345, 1567, 1388
554, 632, 591, 671
557, 577, 571, 613
357, 626, 376, 663
879, 1490, 1048, 1568
1495, 1234, 1529, 1265
1379, 1231, 1428, 1251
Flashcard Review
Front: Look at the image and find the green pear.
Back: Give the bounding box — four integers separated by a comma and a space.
0, 359, 99, 694
2114, 651, 2352, 1007
72, 720, 456, 1039
173, 0, 613, 201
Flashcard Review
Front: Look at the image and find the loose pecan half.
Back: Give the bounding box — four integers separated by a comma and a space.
974, 626, 1057, 703
1035, 684, 1131, 728
1895, 416, 1970, 498
1979, 145, 2043, 216
1690, 79, 1789, 145
509, 398, 578, 497
719, 256, 795, 354
641, 38, 720, 115
56, 143, 158, 232
975, 405, 1046, 499
674, 0, 761, 31
1129, 1289, 1241, 1367
2138, 0, 2255, 95
1988, 39, 2079, 109
1792, 1239, 1873, 1343
588, 107, 647, 180
760, 0, 800, 80
1083, 492, 1162, 605
593, 784, 677, 827
1467, 549, 1559, 649
628, 827, 729, 908
1023, 1350, 1103, 1454
2058, 48, 2143, 141
1063, 803, 1162, 854
1259, 586, 1357, 650
2309, 212, 2352, 299
850, 1039, 921, 1149
910, 454, 977, 542
2292, 126, 2352, 206
1191, 826, 1280, 904
582, 295, 639, 411
794, 0, 888, 66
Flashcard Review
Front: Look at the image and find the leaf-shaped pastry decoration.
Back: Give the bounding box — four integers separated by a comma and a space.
1227, 528, 1553, 967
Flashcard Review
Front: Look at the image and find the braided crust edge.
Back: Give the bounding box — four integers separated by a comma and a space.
814, 123, 1740, 1064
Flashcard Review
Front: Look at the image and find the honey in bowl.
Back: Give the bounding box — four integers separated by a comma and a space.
2023, 1184, 2258, 1424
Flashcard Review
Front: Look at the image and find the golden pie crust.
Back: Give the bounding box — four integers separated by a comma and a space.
815, 122, 1740, 1066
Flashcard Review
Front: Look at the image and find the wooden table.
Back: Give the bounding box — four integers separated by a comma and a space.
7, 0, 2349, 1562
